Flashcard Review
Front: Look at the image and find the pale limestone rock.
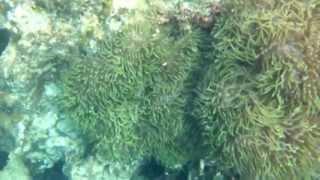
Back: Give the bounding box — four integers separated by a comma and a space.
7, 2, 52, 35
0, 154, 31, 180
68, 156, 135, 180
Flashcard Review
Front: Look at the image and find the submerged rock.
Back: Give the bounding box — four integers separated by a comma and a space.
0, 125, 16, 153
66, 156, 135, 180
0, 155, 31, 180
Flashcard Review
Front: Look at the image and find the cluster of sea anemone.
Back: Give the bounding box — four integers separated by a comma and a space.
60, 11, 201, 167
195, 0, 320, 178
59, 0, 320, 178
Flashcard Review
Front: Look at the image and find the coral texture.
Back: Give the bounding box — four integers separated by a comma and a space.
195, 0, 320, 179
60, 11, 201, 166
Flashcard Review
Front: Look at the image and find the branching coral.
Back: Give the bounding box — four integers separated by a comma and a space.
60, 11, 201, 166
195, 0, 320, 178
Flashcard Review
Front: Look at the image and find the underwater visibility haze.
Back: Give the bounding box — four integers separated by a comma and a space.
0, 0, 319, 179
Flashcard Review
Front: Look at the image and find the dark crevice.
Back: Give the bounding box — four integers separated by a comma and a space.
32, 160, 68, 180
182, 29, 214, 159
0, 150, 9, 170
0, 28, 10, 56
132, 156, 166, 180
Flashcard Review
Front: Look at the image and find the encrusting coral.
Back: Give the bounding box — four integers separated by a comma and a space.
59, 10, 201, 166
195, 0, 320, 179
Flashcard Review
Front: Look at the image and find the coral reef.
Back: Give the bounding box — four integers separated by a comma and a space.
195, 0, 320, 179
1, 0, 319, 179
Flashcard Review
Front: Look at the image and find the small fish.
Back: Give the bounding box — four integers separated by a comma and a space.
0, 28, 10, 56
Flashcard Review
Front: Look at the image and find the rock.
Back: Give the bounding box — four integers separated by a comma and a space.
7, 3, 52, 35
66, 156, 135, 180
0, 110, 23, 153
0, 154, 31, 180
56, 116, 79, 139
31, 111, 57, 131
112, 0, 147, 12
0, 125, 16, 153
43, 83, 59, 97
21, 110, 84, 175
0, 91, 18, 111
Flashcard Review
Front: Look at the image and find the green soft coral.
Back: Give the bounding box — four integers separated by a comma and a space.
195, 0, 320, 178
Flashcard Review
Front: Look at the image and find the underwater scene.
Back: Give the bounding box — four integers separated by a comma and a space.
0, 0, 319, 179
